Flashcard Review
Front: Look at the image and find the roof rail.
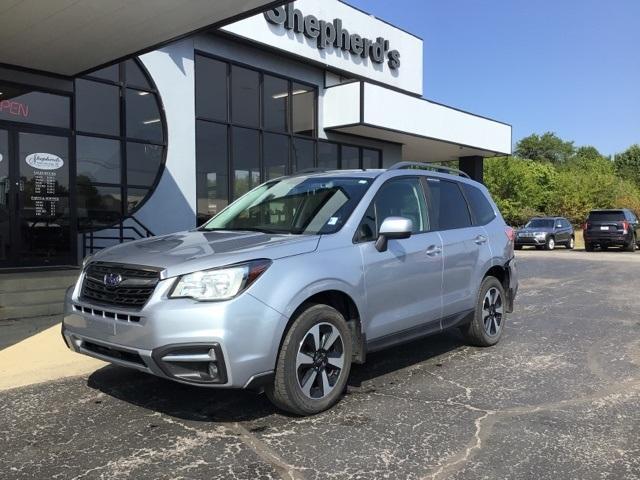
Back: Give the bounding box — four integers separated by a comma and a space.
387, 161, 470, 179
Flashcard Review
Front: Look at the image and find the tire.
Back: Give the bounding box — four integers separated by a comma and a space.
585, 242, 594, 252
515, 245, 523, 250
462, 276, 506, 347
545, 236, 555, 251
566, 236, 575, 250
625, 235, 636, 252
266, 304, 352, 416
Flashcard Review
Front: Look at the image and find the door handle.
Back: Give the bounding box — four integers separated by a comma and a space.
426, 245, 442, 256
474, 235, 488, 245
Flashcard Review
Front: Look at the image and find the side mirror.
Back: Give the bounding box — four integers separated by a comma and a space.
375, 217, 413, 252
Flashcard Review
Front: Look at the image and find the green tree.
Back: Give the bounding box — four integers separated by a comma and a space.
614, 144, 640, 188
515, 132, 575, 164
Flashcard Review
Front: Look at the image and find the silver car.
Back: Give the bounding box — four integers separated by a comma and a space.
63, 162, 518, 415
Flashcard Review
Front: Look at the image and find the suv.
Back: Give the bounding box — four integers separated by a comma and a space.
515, 217, 575, 250
583, 209, 639, 252
62, 163, 518, 415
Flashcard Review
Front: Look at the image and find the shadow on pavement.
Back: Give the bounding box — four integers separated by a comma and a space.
87, 330, 467, 421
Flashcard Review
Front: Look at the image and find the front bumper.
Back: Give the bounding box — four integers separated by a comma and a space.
62, 277, 287, 389
515, 235, 547, 246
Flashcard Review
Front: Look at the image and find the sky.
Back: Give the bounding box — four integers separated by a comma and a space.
346, 0, 640, 156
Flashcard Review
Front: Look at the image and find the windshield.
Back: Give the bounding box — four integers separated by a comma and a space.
203, 176, 373, 235
525, 219, 554, 229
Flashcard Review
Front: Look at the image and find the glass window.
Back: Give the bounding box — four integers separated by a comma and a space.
263, 75, 289, 132
362, 149, 381, 169
357, 178, 429, 242
127, 187, 149, 213
462, 183, 496, 225
196, 121, 228, 225
426, 179, 472, 230
292, 137, 315, 173
587, 210, 625, 222
204, 176, 372, 235
126, 142, 163, 187
195, 56, 227, 122
0, 85, 70, 129
292, 83, 315, 136
86, 64, 119, 82
75, 79, 119, 135
231, 66, 259, 127
125, 60, 151, 89
126, 89, 163, 142
232, 127, 260, 199
76, 136, 121, 184
318, 142, 339, 170
76, 182, 122, 231
263, 133, 289, 180
341, 145, 360, 169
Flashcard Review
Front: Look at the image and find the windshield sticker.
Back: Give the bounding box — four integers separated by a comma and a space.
358, 180, 368, 184
328, 217, 339, 226
0, 153, 3, 163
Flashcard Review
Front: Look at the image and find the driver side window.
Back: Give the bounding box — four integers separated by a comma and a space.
356, 177, 429, 242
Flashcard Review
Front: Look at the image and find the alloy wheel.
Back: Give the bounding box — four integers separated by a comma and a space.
483, 287, 504, 337
295, 323, 345, 399
547, 238, 555, 250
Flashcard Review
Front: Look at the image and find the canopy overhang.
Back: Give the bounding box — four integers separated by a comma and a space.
0, 0, 286, 76
323, 82, 512, 161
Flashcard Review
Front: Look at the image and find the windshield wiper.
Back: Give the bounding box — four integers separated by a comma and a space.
205, 227, 285, 234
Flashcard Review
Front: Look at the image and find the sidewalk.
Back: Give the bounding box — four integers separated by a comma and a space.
0, 317, 105, 391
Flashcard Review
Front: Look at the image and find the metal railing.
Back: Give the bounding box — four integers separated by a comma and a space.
388, 161, 471, 179
82, 216, 155, 257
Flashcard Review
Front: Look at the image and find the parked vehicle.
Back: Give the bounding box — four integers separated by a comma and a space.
515, 217, 575, 250
62, 162, 518, 415
583, 209, 639, 252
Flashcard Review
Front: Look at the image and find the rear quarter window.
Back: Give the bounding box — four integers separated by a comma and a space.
425, 178, 472, 230
462, 183, 496, 226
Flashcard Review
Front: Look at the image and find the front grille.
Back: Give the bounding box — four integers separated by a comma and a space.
81, 262, 160, 309
83, 341, 145, 366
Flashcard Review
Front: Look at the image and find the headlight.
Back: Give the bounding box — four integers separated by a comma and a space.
534, 232, 546, 238
169, 259, 271, 301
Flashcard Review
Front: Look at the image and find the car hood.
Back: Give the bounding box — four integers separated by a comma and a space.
90, 230, 321, 278
518, 227, 554, 233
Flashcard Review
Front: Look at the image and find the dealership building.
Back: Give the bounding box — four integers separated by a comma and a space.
0, 0, 511, 270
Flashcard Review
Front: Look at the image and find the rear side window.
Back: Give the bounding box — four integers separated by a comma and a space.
355, 177, 429, 242
462, 183, 496, 226
425, 178, 472, 230
588, 211, 625, 222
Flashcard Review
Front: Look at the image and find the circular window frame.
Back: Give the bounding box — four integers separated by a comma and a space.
76, 57, 168, 234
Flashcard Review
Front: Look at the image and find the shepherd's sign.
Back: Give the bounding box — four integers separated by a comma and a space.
264, 4, 401, 69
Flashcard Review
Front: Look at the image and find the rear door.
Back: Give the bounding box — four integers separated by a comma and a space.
587, 210, 626, 236
425, 178, 489, 324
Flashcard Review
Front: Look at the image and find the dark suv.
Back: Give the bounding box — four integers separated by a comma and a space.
583, 209, 639, 252
515, 217, 575, 250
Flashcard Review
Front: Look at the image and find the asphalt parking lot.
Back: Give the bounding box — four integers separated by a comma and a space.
1, 249, 639, 480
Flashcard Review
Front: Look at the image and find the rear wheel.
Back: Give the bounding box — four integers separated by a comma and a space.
545, 236, 555, 250
462, 276, 506, 347
566, 236, 575, 249
625, 234, 637, 252
266, 304, 352, 416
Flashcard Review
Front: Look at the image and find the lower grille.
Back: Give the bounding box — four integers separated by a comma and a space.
81, 263, 161, 309
83, 341, 145, 366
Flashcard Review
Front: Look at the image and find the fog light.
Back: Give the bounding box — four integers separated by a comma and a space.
208, 363, 219, 379
153, 344, 227, 384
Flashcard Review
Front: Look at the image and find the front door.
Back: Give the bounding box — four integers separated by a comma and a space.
0, 128, 74, 267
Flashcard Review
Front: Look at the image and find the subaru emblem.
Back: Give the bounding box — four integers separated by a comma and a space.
103, 273, 123, 288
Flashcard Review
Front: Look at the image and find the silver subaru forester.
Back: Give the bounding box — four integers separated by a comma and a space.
63, 163, 518, 415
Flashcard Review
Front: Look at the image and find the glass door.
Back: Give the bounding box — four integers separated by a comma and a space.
0, 129, 11, 265
17, 131, 73, 266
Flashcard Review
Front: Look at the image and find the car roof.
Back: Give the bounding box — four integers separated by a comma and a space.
291, 168, 482, 185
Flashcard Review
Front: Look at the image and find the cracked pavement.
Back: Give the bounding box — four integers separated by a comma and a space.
1, 249, 639, 479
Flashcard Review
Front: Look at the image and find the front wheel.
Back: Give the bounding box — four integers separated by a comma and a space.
266, 304, 352, 416
545, 236, 556, 250
462, 276, 506, 347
